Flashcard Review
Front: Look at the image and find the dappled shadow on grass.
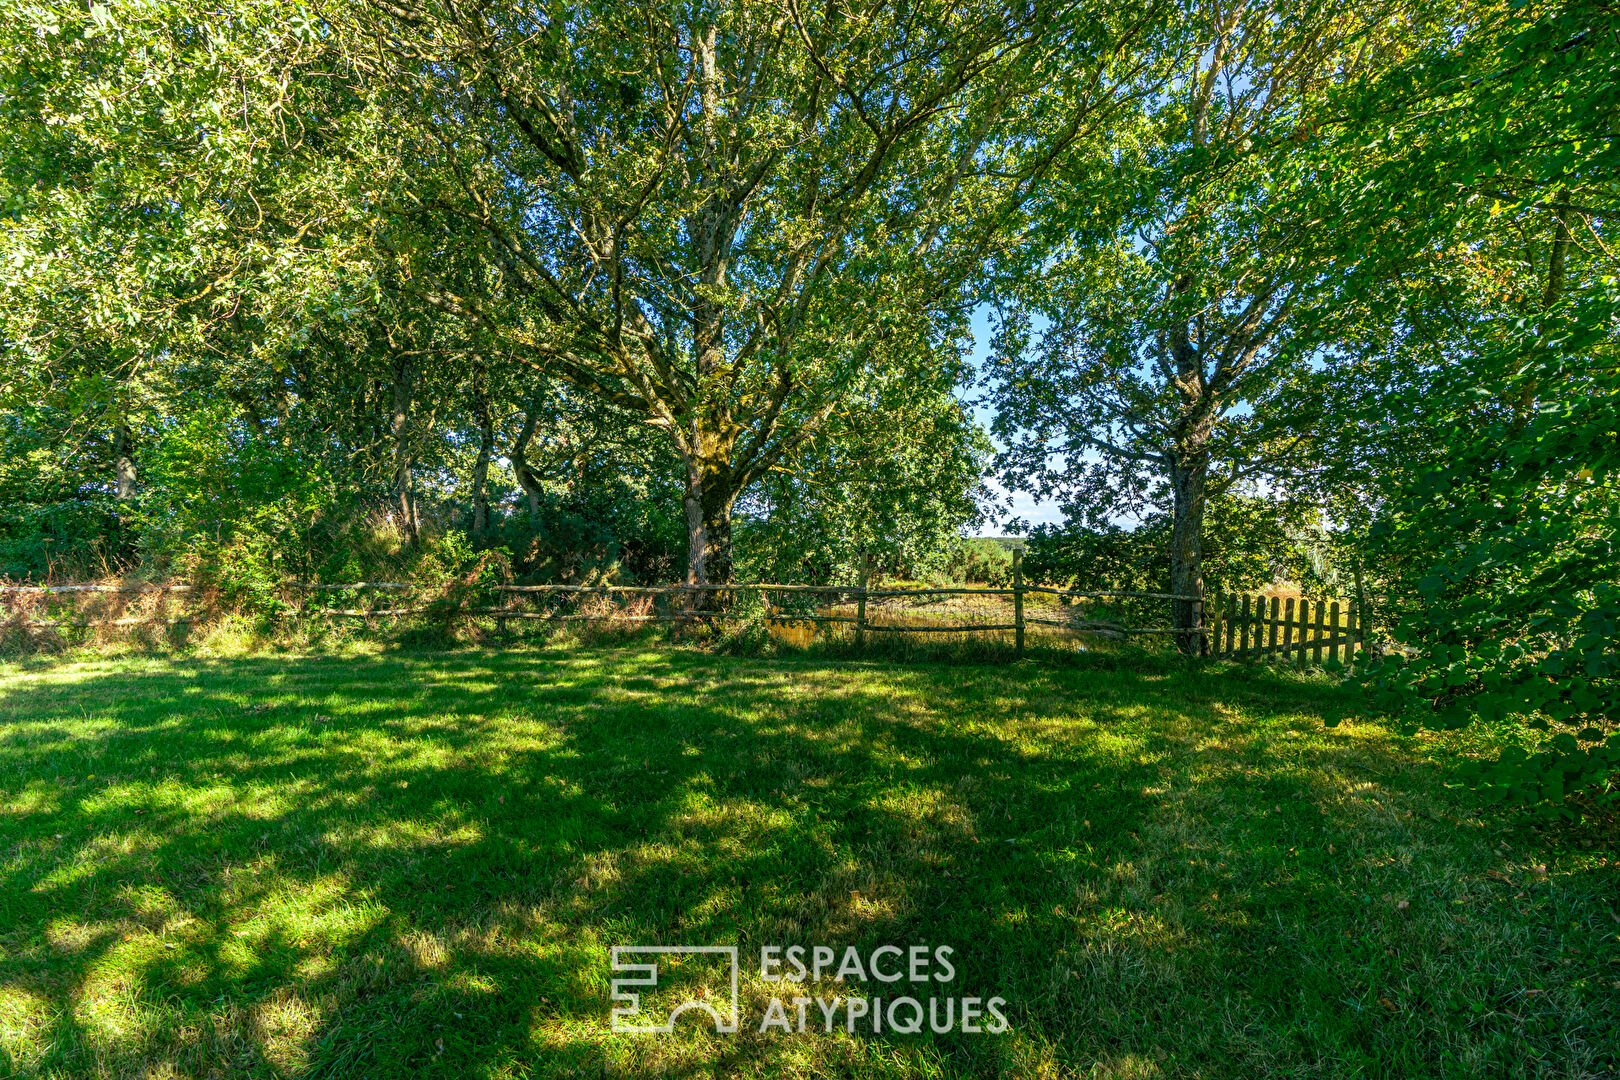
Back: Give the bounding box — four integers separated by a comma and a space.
0, 648, 1615, 1079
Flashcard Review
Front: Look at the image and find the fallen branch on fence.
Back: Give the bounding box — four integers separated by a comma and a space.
495, 585, 683, 594
474, 612, 701, 622
288, 583, 418, 591
493, 583, 863, 594
312, 609, 712, 623
510, 614, 691, 623
863, 623, 1020, 633
301, 604, 1204, 637
1125, 628, 1214, 636
307, 582, 1016, 598
863, 588, 1013, 598
1024, 586, 1203, 602
0, 585, 196, 594
1022, 615, 1212, 636
313, 607, 872, 626
767, 615, 861, 624
282, 581, 1209, 602
491, 583, 915, 597
16, 618, 196, 627
1022, 615, 1124, 631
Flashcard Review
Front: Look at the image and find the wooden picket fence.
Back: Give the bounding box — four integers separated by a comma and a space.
1204, 592, 1368, 663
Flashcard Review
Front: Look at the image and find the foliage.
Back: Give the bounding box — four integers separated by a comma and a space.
1315, 2, 1620, 810
936, 538, 1014, 588
0, 497, 121, 579
1352, 294, 1620, 809
1022, 491, 1324, 594
985, 0, 1433, 642
132, 404, 336, 570
490, 486, 686, 586
737, 370, 991, 584
0, 0, 1014, 590
3, 0, 1617, 816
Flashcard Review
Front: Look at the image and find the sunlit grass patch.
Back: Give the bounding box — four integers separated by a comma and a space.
1, 646, 1615, 1078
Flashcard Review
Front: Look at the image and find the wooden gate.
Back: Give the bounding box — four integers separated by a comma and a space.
1205, 592, 1368, 663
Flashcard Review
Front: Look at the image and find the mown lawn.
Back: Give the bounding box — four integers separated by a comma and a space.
1, 646, 1615, 1079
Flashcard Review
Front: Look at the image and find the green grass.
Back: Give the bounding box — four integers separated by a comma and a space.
1, 645, 1615, 1079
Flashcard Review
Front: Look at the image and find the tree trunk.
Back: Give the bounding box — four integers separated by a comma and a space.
1514, 190, 1573, 430
510, 397, 545, 521
683, 459, 737, 589
113, 423, 137, 501
390, 356, 418, 546
518, 467, 541, 519
1168, 450, 1209, 656
683, 39, 737, 595
471, 380, 493, 539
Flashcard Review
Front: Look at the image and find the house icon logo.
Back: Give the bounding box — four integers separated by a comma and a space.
610, 946, 741, 1034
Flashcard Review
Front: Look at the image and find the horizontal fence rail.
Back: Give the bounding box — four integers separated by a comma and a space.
0, 584, 197, 594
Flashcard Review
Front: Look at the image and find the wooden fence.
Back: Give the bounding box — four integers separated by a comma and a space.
280, 551, 1208, 659
1204, 592, 1368, 663
3, 558, 1372, 665
3, 552, 1208, 659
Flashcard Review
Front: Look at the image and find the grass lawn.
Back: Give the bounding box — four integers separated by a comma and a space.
1, 644, 1616, 1078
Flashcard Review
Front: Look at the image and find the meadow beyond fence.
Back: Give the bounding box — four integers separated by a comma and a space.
1, 565, 1376, 663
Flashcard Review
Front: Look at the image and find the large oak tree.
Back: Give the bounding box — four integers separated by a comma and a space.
330, 0, 1166, 583
986, 0, 1433, 648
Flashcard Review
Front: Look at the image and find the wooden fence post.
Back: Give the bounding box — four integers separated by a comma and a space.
1224, 593, 1237, 656
1267, 596, 1280, 654
1295, 599, 1307, 666
1349, 598, 1358, 660
1353, 563, 1368, 659
857, 552, 870, 648
1282, 597, 1295, 663
1311, 600, 1325, 666
1329, 601, 1341, 664
1323, 600, 1334, 665
1238, 594, 1251, 655
1012, 548, 1025, 659
1302, 599, 1314, 667
1208, 593, 1222, 657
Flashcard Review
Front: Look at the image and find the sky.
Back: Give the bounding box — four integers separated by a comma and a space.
960, 304, 1068, 537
